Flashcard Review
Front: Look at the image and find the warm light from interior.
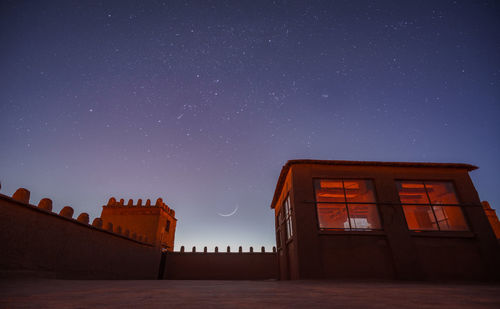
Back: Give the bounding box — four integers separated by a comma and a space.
401, 183, 425, 189
397, 181, 468, 231
315, 179, 381, 230
320, 181, 343, 188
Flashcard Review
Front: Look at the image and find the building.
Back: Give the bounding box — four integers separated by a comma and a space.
271, 160, 500, 281
1, 159, 499, 281
101, 197, 177, 251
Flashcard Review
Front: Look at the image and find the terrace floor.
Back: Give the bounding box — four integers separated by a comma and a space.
1, 279, 499, 308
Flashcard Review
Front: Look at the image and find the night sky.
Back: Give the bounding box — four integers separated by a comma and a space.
1, 1, 499, 251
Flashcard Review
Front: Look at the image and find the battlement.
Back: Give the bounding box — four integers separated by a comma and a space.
175, 245, 277, 253
0, 186, 160, 279
101, 196, 177, 250
3, 187, 153, 245
104, 197, 176, 218
161, 245, 279, 280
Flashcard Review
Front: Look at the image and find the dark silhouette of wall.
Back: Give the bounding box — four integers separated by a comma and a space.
0, 191, 160, 279
319, 235, 395, 279
163, 249, 278, 280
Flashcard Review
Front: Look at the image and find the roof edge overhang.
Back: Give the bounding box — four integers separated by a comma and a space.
269, 159, 478, 209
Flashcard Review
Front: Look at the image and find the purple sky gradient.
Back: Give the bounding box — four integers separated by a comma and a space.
1, 1, 499, 250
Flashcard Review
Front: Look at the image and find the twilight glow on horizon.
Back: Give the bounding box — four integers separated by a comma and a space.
1, 1, 499, 250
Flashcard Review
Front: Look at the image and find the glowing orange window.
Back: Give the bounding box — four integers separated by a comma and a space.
396, 181, 468, 231
314, 179, 381, 231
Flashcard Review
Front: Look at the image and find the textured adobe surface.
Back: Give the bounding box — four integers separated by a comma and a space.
163, 252, 278, 279
1, 279, 499, 308
0, 194, 159, 279
101, 197, 177, 250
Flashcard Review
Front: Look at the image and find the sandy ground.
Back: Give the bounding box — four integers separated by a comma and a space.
0, 279, 499, 308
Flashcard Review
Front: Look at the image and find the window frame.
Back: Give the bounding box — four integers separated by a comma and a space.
276, 206, 283, 249
276, 194, 293, 249
395, 179, 470, 232
313, 177, 383, 232
283, 194, 294, 241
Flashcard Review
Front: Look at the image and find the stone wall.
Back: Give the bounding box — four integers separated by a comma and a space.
0, 189, 161, 279
162, 246, 278, 280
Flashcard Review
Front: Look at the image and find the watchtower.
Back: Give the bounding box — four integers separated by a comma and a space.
101, 197, 177, 251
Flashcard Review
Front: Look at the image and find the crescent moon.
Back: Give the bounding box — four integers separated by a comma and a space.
217, 205, 239, 217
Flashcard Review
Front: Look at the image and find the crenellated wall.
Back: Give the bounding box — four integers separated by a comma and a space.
0, 187, 277, 280
0, 188, 161, 279
161, 246, 278, 280
101, 197, 177, 250
105, 197, 176, 217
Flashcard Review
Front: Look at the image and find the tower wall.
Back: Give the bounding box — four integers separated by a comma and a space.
101, 197, 177, 250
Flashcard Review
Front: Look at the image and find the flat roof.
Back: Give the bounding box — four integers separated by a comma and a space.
270, 159, 478, 209
2, 279, 499, 308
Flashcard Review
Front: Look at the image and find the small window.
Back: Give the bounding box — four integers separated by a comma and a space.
165, 220, 171, 232
276, 207, 284, 247
283, 195, 293, 240
396, 181, 468, 231
314, 179, 381, 231
276, 221, 282, 248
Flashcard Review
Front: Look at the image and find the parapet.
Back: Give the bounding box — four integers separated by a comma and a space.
77, 213, 90, 224
0, 186, 154, 247
12, 188, 30, 204
38, 198, 53, 211
60, 206, 74, 218
175, 245, 277, 254
103, 196, 176, 218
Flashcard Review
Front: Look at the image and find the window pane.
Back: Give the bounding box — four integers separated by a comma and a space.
433, 206, 469, 231
315, 179, 345, 203
397, 181, 429, 204
347, 204, 381, 230
286, 217, 293, 238
425, 182, 459, 205
402, 205, 438, 230
317, 203, 349, 229
276, 230, 281, 247
344, 180, 376, 203
283, 198, 290, 216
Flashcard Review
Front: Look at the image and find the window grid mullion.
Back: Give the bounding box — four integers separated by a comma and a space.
423, 182, 441, 231
342, 179, 352, 230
